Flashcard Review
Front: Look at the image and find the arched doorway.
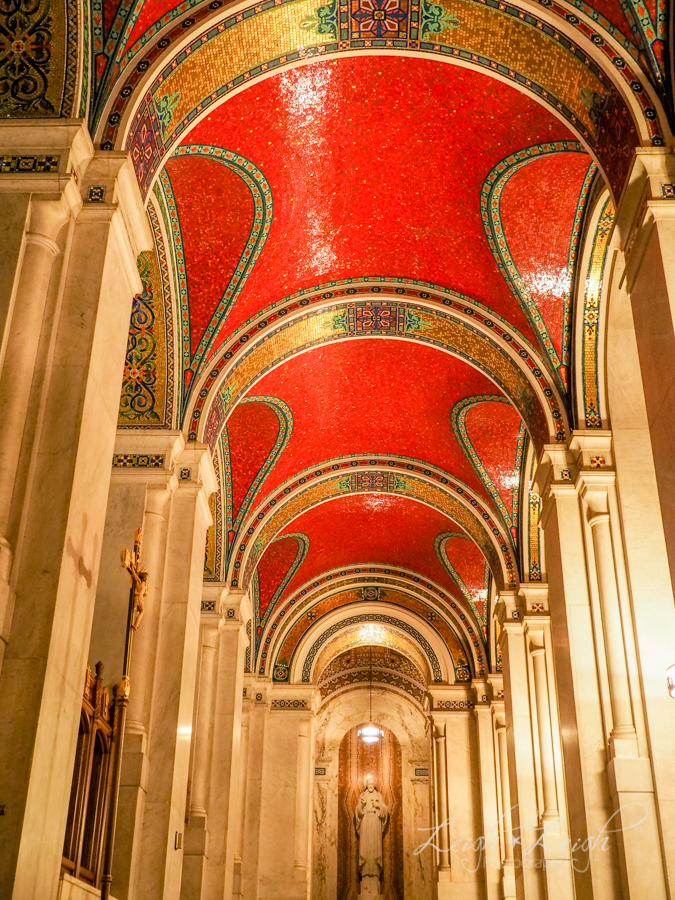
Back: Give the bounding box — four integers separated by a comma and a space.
338, 722, 403, 900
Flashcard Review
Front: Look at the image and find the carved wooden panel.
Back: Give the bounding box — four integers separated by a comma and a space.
338, 723, 403, 900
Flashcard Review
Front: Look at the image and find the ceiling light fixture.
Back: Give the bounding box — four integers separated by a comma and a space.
358, 644, 384, 745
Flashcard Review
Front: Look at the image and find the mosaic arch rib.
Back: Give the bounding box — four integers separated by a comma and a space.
221, 395, 293, 564
117, 0, 658, 199
271, 589, 471, 681
258, 566, 486, 675
296, 613, 448, 684
581, 197, 615, 428
95, 0, 666, 155
228, 457, 517, 591
450, 394, 525, 544
190, 282, 568, 450
480, 141, 595, 388
156, 145, 273, 410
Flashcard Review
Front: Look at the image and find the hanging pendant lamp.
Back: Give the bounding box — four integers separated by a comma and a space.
358, 644, 384, 744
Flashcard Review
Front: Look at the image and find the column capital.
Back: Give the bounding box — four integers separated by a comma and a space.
111, 430, 185, 486
576, 470, 616, 516
269, 682, 319, 714
495, 589, 525, 628
519, 582, 549, 615
173, 445, 217, 531
78, 152, 151, 259
0, 119, 92, 199
201, 583, 251, 625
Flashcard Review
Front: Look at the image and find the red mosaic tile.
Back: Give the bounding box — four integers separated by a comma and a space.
441, 534, 489, 621
463, 399, 522, 518
125, 0, 181, 50
226, 400, 281, 519
243, 341, 502, 505
182, 57, 580, 351
499, 152, 590, 368
275, 493, 473, 605
165, 153, 253, 356
257, 534, 302, 620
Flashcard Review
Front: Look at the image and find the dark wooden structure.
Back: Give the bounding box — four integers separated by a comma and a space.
61, 662, 115, 887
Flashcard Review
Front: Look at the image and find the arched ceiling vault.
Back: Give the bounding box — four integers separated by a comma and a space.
102, 1, 671, 687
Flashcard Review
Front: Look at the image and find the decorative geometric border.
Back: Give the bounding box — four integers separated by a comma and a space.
204, 446, 223, 580
527, 452, 541, 581
480, 141, 588, 388
581, 197, 615, 428
191, 283, 568, 449
112, 453, 165, 467
0, 155, 60, 173
300, 612, 444, 682
148, 196, 176, 427
270, 698, 308, 708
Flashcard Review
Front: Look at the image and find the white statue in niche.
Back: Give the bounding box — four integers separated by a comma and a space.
355, 775, 389, 897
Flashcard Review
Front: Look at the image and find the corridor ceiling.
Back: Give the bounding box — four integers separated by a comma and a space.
103, 0, 672, 687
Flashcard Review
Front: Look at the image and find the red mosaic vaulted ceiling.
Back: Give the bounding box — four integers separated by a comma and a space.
226, 400, 282, 522
233, 342, 515, 506
270, 493, 475, 607
172, 57, 588, 360
438, 534, 490, 621
461, 399, 524, 520
164, 154, 254, 356
257, 534, 303, 623
499, 152, 592, 370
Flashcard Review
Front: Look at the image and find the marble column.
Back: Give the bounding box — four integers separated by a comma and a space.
579, 477, 637, 757
618, 147, 675, 592
198, 585, 249, 900
496, 593, 545, 900
605, 209, 675, 897
181, 608, 220, 900
239, 683, 269, 900
472, 681, 502, 900
232, 691, 251, 899
134, 446, 217, 900
537, 444, 622, 900
255, 686, 316, 900
294, 720, 312, 879
493, 710, 516, 900
87, 431, 184, 900
0, 124, 90, 676
526, 621, 574, 900
433, 722, 451, 876
0, 125, 151, 900
429, 686, 484, 900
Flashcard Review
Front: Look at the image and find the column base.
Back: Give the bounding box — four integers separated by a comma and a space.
501, 860, 517, 900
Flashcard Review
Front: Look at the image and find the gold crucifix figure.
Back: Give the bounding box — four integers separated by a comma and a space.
121, 527, 149, 631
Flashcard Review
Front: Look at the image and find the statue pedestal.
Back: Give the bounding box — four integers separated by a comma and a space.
359, 875, 381, 898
